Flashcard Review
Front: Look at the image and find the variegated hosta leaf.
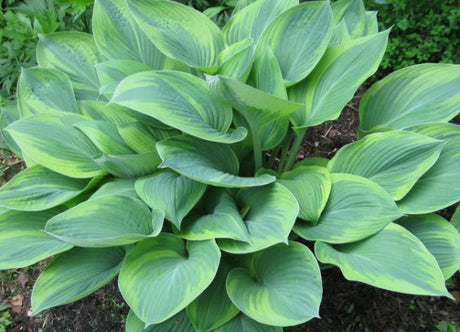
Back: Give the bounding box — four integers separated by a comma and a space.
125, 310, 195, 332
294, 173, 402, 244
397, 124, 460, 213
397, 214, 460, 279
32, 246, 126, 314
7, 113, 103, 178
223, 0, 298, 45
315, 223, 451, 297
45, 195, 163, 247
112, 71, 247, 144
74, 120, 134, 155
289, 30, 389, 128
92, 0, 166, 68
257, 1, 333, 86
36, 32, 105, 100
90, 178, 137, 199
17, 67, 78, 117
217, 183, 299, 253
0, 103, 21, 156
278, 166, 331, 224
214, 313, 282, 332
359, 64, 460, 134
128, 0, 224, 71
116, 122, 162, 154
250, 44, 287, 98
452, 206, 460, 233
94, 152, 161, 178
95, 60, 153, 96
218, 38, 255, 81
207, 74, 302, 150
156, 135, 275, 188
79, 100, 166, 129
177, 187, 249, 242
327, 130, 445, 201
135, 170, 207, 229
0, 165, 92, 211
119, 234, 221, 325
364, 10, 378, 35
187, 260, 239, 331
331, 0, 366, 38
226, 242, 322, 326
0, 209, 72, 269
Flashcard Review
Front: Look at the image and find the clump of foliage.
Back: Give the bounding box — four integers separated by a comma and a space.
364, 0, 460, 74
0, 0, 459, 331
0, 0, 94, 103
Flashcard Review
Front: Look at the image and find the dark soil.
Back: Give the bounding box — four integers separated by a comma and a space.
1, 88, 459, 331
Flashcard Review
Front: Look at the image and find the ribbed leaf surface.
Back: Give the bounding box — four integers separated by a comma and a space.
315, 223, 451, 297
119, 234, 221, 325
226, 242, 321, 326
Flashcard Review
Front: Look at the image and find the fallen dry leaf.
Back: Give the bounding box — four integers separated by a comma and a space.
18, 273, 28, 288
10, 294, 24, 314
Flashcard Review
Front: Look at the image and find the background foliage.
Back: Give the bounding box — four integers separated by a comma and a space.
0, 0, 93, 104
363, 0, 460, 75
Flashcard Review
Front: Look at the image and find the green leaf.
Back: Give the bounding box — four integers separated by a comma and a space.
90, 178, 137, 199
331, 0, 366, 38
289, 30, 389, 128
135, 170, 207, 229
79, 100, 165, 128
187, 260, 239, 332
327, 130, 446, 201
257, 1, 333, 86
74, 120, 134, 155
116, 122, 162, 154
125, 310, 195, 332
364, 11, 378, 35
452, 206, 460, 233
250, 44, 287, 98
94, 152, 161, 178
112, 70, 247, 144
207, 74, 302, 150
36, 32, 105, 100
93, 0, 166, 68
217, 183, 299, 253
278, 166, 331, 224
7, 113, 103, 178
294, 173, 402, 244
17, 67, 78, 117
397, 124, 460, 213
218, 38, 255, 81
397, 214, 460, 279
128, 0, 224, 71
0, 103, 21, 156
119, 234, 221, 325
32, 246, 126, 314
95, 60, 154, 96
156, 135, 275, 188
223, 0, 298, 45
315, 223, 451, 297
0, 165, 92, 211
45, 195, 163, 247
359, 64, 460, 133
226, 241, 321, 326
177, 187, 249, 242
0, 209, 72, 270
215, 313, 282, 332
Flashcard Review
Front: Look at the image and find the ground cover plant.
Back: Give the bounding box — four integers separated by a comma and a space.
0, 0, 459, 331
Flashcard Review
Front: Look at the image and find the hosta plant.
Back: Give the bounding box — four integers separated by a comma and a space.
1, 0, 460, 330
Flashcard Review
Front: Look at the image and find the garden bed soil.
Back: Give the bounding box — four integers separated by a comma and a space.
1, 88, 459, 331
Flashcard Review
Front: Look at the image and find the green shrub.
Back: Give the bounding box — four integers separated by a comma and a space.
364, 0, 460, 75
0, 0, 459, 330
0, 0, 93, 103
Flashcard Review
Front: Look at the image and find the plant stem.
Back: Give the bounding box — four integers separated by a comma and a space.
278, 133, 294, 173
282, 127, 307, 173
